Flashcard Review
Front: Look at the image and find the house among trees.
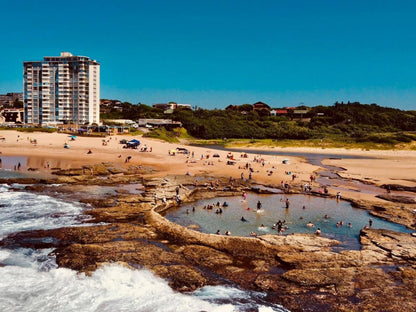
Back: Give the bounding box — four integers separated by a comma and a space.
270, 109, 288, 116
0, 93, 23, 108
100, 99, 123, 114
225, 102, 271, 115
153, 102, 192, 113
252, 101, 271, 111
293, 109, 309, 118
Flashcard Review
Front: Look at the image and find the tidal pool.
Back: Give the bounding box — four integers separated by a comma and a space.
164, 193, 413, 250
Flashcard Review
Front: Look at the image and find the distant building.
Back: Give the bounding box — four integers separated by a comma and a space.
0, 93, 23, 107
103, 119, 137, 127
138, 118, 182, 129
152, 102, 191, 112
252, 101, 271, 111
293, 109, 309, 118
0, 108, 24, 124
23, 52, 100, 126
270, 109, 288, 116
100, 99, 123, 114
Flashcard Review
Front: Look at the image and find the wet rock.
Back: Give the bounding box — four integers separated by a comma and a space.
176, 245, 234, 269
376, 194, 416, 204
151, 264, 209, 291
360, 229, 416, 264
381, 184, 416, 193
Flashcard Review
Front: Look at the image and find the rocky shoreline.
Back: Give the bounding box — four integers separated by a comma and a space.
1, 163, 416, 311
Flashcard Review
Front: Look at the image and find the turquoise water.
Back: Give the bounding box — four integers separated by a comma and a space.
164, 193, 413, 249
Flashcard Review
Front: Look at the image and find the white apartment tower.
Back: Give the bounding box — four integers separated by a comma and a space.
23, 52, 100, 126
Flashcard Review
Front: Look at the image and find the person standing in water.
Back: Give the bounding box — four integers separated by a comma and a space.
257, 200, 262, 210
285, 198, 290, 209
242, 192, 247, 200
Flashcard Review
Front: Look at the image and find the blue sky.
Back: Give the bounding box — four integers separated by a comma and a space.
1, 0, 415, 110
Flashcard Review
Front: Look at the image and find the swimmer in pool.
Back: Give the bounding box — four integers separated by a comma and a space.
306, 222, 314, 227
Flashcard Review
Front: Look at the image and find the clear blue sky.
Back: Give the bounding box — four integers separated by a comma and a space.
1, 0, 415, 110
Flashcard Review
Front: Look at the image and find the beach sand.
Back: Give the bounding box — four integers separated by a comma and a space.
1, 130, 416, 204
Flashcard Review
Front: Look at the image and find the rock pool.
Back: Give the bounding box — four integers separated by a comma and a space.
164, 193, 413, 249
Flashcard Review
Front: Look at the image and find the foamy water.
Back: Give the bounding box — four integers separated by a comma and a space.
0, 184, 90, 240
0, 183, 288, 312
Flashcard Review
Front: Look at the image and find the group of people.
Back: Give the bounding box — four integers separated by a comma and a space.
216, 229, 231, 236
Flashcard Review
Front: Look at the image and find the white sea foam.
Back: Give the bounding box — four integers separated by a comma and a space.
0, 190, 88, 239
0, 255, 244, 312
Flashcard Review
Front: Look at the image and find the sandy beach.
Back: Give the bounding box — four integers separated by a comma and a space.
1, 130, 416, 203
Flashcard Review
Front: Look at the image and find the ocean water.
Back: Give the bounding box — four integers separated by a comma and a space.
0, 183, 288, 312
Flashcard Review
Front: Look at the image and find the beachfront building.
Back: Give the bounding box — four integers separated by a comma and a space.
23, 52, 100, 126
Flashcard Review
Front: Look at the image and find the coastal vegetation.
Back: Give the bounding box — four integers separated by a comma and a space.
101, 101, 416, 148
0, 126, 57, 133
143, 127, 180, 143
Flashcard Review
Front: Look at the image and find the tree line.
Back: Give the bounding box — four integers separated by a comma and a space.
101, 101, 416, 143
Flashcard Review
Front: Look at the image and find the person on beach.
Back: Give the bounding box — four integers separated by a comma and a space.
369, 218, 373, 227
316, 228, 321, 235
285, 198, 290, 209
241, 216, 247, 222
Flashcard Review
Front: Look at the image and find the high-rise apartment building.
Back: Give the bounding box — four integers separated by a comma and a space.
23, 52, 100, 126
